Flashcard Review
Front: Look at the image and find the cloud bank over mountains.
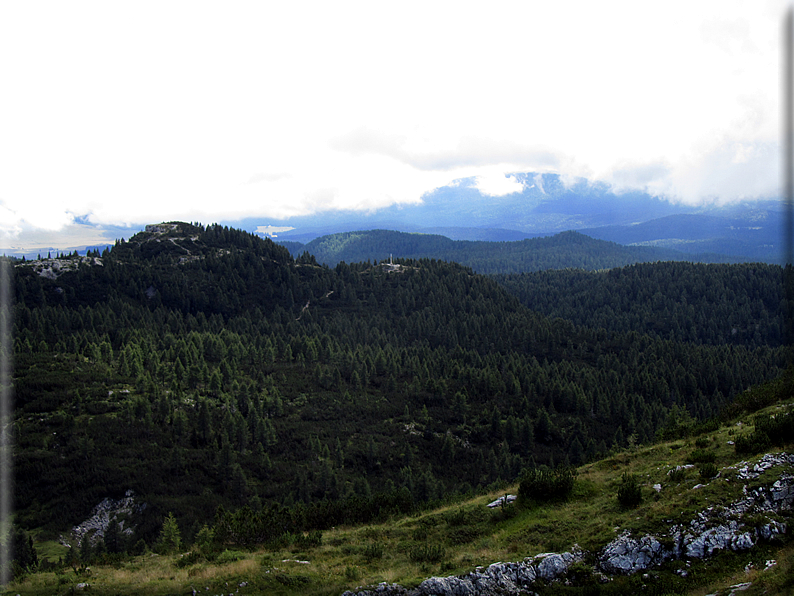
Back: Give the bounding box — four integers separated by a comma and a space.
0, 1, 784, 252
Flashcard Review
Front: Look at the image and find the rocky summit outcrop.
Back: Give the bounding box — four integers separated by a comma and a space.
344, 453, 794, 596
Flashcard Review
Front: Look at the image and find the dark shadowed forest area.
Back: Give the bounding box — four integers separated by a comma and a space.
10, 222, 787, 552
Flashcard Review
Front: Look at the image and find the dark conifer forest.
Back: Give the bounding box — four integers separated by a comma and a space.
11, 222, 787, 547
493, 262, 785, 348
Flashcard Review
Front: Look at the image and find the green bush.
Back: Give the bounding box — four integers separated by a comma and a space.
411, 526, 428, 541
216, 549, 244, 565
344, 565, 361, 581
446, 526, 483, 545
518, 466, 576, 503
699, 463, 718, 479
735, 410, 794, 455
294, 530, 322, 550
735, 432, 769, 455
686, 449, 716, 464
668, 467, 687, 482
617, 472, 642, 509
489, 501, 517, 523
362, 542, 384, 561
274, 572, 311, 587
408, 543, 446, 563
174, 551, 204, 568
443, 507, 468, 527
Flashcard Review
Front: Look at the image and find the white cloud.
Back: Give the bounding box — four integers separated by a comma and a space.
0, 0, 786, 244
0, 222, 119, 254
474, 174, 525, 197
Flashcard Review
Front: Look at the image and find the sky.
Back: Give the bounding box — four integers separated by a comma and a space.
0, 1, 786, 252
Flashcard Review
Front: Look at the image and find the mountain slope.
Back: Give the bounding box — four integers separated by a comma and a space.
580, 210, 783, 262
7, 374, 794, 596
11, 222, 785, 552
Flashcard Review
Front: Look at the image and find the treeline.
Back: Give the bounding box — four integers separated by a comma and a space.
11, 222, 785, 547
285, 229, 744, 274
493, 262, 784, 348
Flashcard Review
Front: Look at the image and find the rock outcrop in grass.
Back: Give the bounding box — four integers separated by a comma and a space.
344, 453, 794, 596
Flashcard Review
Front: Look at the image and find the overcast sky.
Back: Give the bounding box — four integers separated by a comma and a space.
0, 1, 786, 251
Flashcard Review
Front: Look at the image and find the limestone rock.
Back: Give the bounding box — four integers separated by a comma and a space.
486, 495, 517, 508
418, 576, 477, 596
599, 533, 671, 574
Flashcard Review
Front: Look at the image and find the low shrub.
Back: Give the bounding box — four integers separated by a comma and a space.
686, 449, 716, 464
443, 508, 468, 527
446, 526, 483, 545
216, 549, 244, 565
408, 543, 446, 563
294, 530, 322, 550
735, 432, 769, 455
412, 527, 428, 542
362, 542, 383, 561
617, 472, 642, 509
693, 418, 720, 436
667, 467, 687, 482
174, 551, 204, 568
344, 565, 361, 581
699, 463, 718, 479
274, 572, 311, 587
735, 410, 794, 455
489, 499, 517, 522
518, 466, 576, 503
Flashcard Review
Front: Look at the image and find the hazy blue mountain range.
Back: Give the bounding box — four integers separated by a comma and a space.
15, 172, 783, 264
281, 229, 752, 274
241, 173, 784, 263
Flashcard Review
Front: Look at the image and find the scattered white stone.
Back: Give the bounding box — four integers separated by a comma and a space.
653, 484, 662, 493
487, 494, 517, 508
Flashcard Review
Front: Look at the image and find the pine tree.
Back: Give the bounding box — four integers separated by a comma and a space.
158, 512, 182, 553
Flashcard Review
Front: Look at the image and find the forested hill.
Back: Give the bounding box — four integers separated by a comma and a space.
12, 222, 785, 549
494, 262, 785, 349
282, 229, 746, 274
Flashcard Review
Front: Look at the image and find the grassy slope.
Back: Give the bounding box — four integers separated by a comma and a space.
8, 397, 794, 596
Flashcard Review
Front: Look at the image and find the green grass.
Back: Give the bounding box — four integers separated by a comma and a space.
6, 400, 794, 596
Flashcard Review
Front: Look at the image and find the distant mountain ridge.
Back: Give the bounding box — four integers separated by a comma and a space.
283, 229, 753, 274
5, 172, 781, 264
241, 172, 784, 264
